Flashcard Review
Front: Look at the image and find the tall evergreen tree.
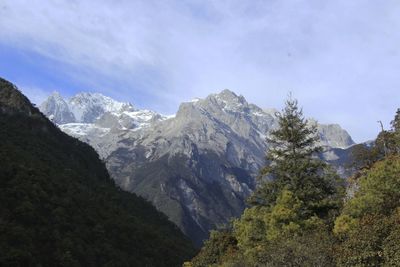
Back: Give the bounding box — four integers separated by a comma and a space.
188, 97, 344, 266
391, 108, 400, 154
391, 108, 400, 132
249, 96, 342, 218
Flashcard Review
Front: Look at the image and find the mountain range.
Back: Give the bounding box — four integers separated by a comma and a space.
40, 89, 355, 246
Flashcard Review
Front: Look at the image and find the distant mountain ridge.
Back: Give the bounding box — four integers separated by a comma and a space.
40, 90, 354, 152
40, 88, 355, 246
40, 91, 165, 127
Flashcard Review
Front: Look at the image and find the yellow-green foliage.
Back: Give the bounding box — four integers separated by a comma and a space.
233, 189, 326, 264
382, 211, 400, 265
266, 189, 303, 240
232, 206, 267, 261
336, 211, 400, 266
233, 190, 305, 255
333, 214, 358, 236
334, 156, 400, 266
334, 156, 400, 235
189, 230, 238, 267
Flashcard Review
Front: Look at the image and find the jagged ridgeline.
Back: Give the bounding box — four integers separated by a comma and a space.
0, 78, 195, 266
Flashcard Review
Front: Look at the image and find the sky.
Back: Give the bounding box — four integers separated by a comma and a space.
0, 0, 400, 143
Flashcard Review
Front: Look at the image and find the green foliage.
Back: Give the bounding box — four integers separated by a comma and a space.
334, 156, 400, 236
334, 156, 400, 266
391, 108, 400, 133
249, 97, 343, 219
336, 214, 388, 266
188, 231, 238, 267
255, 228, 336, 267
233, 206, 267, 261
0, 78, 195, 267
266, 189, 304, 240
391, 108, 400, 154
233, 190, 329, 265
266, 189, 325, 240
348, 143, 382, 170
188, 102, 400, 266
382, 213, 400, 266
333, 109, 400, 266
375, 130, 398, 157
336, 212, 400, 267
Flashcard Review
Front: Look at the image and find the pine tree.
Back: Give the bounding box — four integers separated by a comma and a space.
391, 108, 400, 132
391, 108, 400, 154
189, 97, 344, 266
249, 96, 342, 218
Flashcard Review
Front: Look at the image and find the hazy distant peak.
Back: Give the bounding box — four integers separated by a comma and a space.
188, 97, 201, 103
40, 91, 166, 131
69, 92, 134, 112
316, 123, 355, 149
218, 89, 238, 97
40, 91, 75, 124
50, 91, 63, 98
213, 89, 244, 102
204, 89, 249, 115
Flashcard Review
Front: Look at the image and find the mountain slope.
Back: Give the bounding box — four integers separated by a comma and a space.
0, 78, 195, 266
41, 88, 355, 246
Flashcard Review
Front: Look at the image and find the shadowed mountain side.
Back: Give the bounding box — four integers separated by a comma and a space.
0, 78, 195, 266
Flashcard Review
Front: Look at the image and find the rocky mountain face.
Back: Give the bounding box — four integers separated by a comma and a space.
40, 89, 355, 246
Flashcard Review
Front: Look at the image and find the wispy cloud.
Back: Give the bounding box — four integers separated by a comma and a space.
1, 0, 400, 142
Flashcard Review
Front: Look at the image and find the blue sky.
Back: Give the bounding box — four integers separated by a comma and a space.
1, 0, 400, 142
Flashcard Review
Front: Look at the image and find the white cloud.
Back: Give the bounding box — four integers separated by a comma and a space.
1, 0, 400, 142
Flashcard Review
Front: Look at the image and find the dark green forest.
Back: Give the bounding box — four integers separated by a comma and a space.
0, 78, 195, 267
187, 98, 400, 266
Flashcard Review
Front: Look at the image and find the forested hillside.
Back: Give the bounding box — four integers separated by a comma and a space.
0, 78, 195, 267
187, 99, 400, 267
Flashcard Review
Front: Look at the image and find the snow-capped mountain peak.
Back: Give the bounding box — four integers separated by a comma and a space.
71, 92, 133, 111
39, 91, 75, 124
39, 92, 166, 136
68, 92, 135, 123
